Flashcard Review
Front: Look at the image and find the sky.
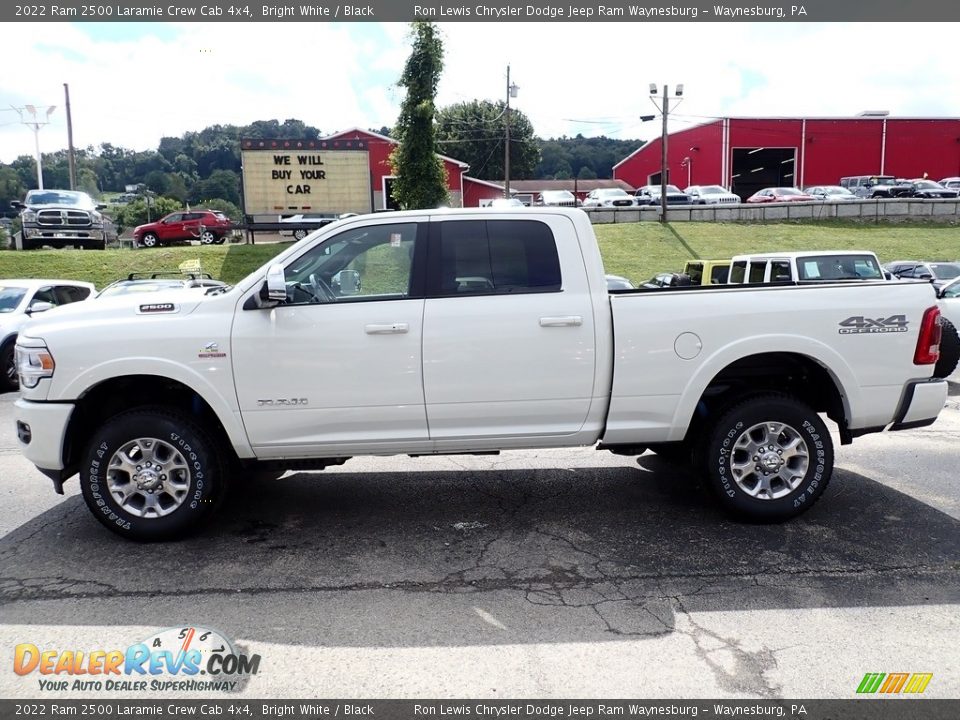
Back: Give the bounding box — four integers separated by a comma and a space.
2, 21, 960, 164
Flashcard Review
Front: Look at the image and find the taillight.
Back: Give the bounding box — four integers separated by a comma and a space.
914, 306, 942, 365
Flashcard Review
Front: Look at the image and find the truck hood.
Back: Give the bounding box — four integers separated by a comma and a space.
19, 289, 214, 338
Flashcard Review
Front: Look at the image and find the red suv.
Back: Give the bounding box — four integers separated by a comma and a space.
133, 210, 233, 248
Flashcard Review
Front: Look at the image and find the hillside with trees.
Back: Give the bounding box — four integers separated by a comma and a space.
0, 115, 642, 216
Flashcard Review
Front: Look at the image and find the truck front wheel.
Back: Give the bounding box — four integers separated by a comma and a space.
80, 408, 226, 541
702, 394, 833, 521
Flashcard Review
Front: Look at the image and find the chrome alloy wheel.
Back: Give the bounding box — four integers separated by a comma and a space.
729, 421, 809, 500
107, 437, 192, 518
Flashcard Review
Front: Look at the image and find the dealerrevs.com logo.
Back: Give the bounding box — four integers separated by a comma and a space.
13, 626, 260, 693
856, 672, 933, 694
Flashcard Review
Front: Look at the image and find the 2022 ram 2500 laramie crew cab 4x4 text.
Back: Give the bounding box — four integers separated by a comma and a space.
13, 208, 948, 540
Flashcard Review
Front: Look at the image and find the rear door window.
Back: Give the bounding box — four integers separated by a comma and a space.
429, 219, 562, 296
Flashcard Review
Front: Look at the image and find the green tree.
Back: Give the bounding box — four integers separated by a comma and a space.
0, 166, 27, 209
436, 99, 538, 181
390, 22, 448, 210
190, 169, 240, 206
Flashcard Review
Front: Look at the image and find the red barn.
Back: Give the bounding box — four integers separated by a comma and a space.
613, 115, 960, 200
324, 128, 468, 209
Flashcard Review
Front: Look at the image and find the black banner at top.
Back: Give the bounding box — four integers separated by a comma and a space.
5, 1, 960, 23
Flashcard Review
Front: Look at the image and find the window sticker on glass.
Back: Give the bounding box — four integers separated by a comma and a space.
803, 261, 821, 278
390, 233, 402, 247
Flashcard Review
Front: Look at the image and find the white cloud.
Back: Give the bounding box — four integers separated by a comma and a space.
2, 21, 959, 163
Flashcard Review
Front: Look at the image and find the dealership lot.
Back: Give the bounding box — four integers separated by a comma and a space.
0, 390, 957, 699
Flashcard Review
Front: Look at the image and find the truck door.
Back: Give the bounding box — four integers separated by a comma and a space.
421, 216, 597, 442
231, 218, 430, 456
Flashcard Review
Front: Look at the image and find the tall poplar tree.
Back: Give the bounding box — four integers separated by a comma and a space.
391, 22, 448, 209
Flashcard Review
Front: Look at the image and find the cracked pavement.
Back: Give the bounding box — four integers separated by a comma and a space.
0, 391, 958, 699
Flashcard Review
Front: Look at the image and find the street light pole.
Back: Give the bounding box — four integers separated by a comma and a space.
648, 84, 683, 223
660, 85, 669, 222
14, 104, 56, 190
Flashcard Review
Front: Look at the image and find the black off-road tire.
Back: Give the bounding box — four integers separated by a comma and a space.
1, 341, 18, 392
935, 318, 960, 379
702, 394, 833, 521
80, 408, 226, 541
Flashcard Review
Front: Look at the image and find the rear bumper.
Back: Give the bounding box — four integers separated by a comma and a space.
889, 378, 948, 431
14, 398, 74, 478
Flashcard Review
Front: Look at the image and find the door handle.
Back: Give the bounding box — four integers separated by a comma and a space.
364, 323, 409, 334
539, 316, 583, 327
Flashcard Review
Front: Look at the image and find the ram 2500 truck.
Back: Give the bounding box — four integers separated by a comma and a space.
11, 189, 108, 250
13, 208, 948, 540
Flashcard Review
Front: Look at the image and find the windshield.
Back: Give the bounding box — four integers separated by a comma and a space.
542, 191, 573, 200
796, 255, 884, 281
930, 263, 960, 279
598, 189, 629, 197
702, 185, 726, 193
0, 286, 28, 312
98, 281, 187, 297
914, 180, 941, 189
776, 188, 803, 195
24, 190, 97, 209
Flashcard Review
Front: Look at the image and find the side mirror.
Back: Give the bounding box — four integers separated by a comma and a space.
918, 273, 934, 281
11, 200, 24, 210
27, 301, 54, 314
265, 264, 287, 301
96, 204, 107, 211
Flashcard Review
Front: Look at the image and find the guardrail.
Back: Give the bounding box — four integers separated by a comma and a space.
585, 198, 960, 224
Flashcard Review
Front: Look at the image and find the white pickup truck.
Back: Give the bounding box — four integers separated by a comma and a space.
13, 209, 948, 540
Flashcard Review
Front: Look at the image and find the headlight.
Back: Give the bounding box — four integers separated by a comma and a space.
15, 343, 55, 389
91, 211, 103, 224
22, 210, 37, 223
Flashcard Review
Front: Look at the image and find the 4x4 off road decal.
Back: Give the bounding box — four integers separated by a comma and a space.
838, 315, 909, 334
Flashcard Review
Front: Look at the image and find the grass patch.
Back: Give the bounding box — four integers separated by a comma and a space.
4, 221, 960, 290
0, 243, 290, 289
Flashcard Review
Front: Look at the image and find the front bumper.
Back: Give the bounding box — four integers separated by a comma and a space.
23, 226, 105, 242
889, 378, 948, 431
14, 399, 75, 489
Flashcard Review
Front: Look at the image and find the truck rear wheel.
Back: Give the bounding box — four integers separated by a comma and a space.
80, 408, 226, 541
702, 394, 833, 521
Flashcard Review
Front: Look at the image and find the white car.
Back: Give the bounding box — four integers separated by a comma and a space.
1, 279, 95, 391
582, 188, 636, 208
684, 185, 741, 205
279, 213, 338, 240
804, 185, 860, 202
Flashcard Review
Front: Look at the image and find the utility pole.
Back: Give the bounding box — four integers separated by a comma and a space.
504, 65, 518, 198
660, 86, 669, 222
14, 104, 56, 190
64, 84, 77, 190
649, 84, 683, 223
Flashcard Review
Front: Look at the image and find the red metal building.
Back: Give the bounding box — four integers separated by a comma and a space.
325, 127, 469, 209
613, 116, 960, 200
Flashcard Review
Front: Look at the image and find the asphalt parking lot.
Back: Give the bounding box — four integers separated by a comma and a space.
0, 389, 958, 699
